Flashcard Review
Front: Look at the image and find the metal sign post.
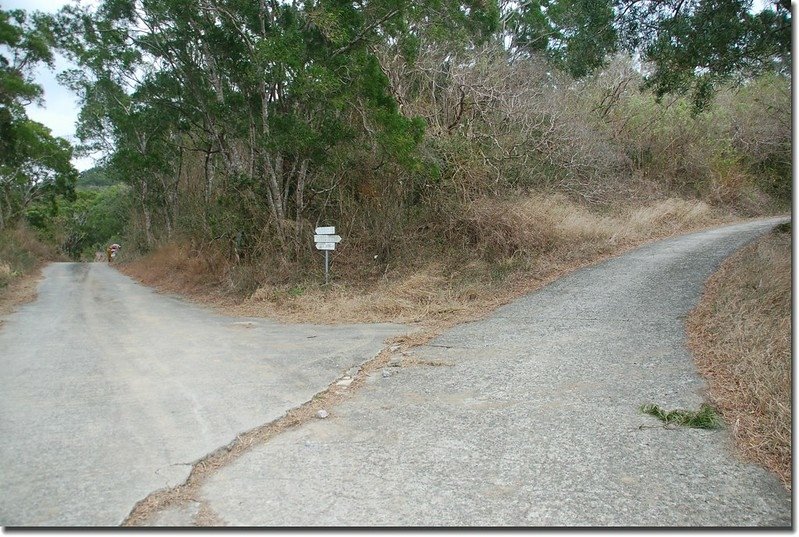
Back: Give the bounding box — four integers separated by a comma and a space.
314, 226, 341, 284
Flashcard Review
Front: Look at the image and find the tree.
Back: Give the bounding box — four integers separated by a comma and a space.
615, 0, 791, 110
0, 8, 77, 230
55, 0, 499, 255
503, 0, 617, 77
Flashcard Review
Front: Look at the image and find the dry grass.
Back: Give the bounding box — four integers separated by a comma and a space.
231, 195, 725, 327
687, 226, 791, 490
626, 198, 716, 236
0, 226, 55, 282
0, 226, 60, 320
119, 243, 238, 305
122, 194, 734, 335
0, 265, 43, 324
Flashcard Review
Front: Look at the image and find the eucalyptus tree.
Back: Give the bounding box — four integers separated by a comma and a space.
0, 8, 77, 230
501, 0, 617, 77
55, 0, 501, 254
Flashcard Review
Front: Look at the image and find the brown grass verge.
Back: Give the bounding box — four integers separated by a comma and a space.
121, 196, 738, 336
687, 226, 791, 490
0, 226, 58, 324
0, 264, 44, 326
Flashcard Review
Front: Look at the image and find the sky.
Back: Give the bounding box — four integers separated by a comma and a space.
4, 0, 775, 173
3, 0, 99, 171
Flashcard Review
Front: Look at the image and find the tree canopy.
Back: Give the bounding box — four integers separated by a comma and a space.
616, 0, 791, 110
0, 8, 77, 230
9, 0, 786, 260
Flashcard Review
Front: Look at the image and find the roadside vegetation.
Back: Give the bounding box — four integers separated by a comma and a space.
0, 225, 58, 317
0, 226, 53, 288
640, 403, 722, 430
0, 2, 790, 327
123, 195, 730, 326
687, 224, 791, 490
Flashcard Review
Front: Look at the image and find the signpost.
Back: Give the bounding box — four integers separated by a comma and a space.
314, 226, 341, 284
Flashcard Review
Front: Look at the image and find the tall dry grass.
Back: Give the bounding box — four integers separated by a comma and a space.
0, 225, 61, 318
0, 225, 57, 289
149, 193, 730, 328
119, 242, 239, 302
687, 225, 791, 489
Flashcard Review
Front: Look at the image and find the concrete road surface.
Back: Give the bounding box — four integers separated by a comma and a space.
145, 218, 790, 526
0, 263, 404, 526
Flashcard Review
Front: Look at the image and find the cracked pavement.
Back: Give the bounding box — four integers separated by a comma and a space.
146, 218, 790, 527
0, 263, 404, 526
0, 218, 791, 527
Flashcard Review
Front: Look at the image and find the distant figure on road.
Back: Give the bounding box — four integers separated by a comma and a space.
106, 243, 121, 263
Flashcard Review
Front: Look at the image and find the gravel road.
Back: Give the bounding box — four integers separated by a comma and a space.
143, 218, 790, 527
0, 263, 404, 526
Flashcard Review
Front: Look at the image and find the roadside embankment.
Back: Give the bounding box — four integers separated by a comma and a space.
121, 195, 744, 335
687, 222, 791, 490
0, 226, 61, 319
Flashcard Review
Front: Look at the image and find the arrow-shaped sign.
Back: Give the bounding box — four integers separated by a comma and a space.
314, 234, 341, 243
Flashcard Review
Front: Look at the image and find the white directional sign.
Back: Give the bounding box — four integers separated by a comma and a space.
314, 226, 340, 284
314, 226, 340, 251
314, 234, 341, 243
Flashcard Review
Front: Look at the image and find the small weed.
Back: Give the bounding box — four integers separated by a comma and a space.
490, 256, 525, 283
773, 221, 791, 234
288, 284, 306, 298
640, 403, 722, 429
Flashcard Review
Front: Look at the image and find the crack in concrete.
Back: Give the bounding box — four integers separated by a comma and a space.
120, 337, 420, 527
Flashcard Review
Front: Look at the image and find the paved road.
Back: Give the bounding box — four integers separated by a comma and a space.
0, 263, 404, 526
145, 218, 791, 526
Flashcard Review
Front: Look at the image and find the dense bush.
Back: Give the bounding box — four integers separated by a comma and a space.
26, 184, 132, 259
110, 48, 790, 294
0, 225, 55, 288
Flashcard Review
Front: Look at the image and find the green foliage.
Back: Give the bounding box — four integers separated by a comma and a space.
773, 221, 790, 235
616, 0, 791, 110
76, 166, 119, 189
508, 0, 617, 77
31, 0, 788, 276
50, 0, 503, 257
641, 403, 722, 429
0, 8, 77, 230
27, 185, 131, 259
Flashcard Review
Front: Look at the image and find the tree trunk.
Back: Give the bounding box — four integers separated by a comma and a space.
139, 179, 154, 246
293, 159, 308, 258
204, 148, 214, 204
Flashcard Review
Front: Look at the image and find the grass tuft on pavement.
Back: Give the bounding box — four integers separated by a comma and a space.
640, 403, 723, 429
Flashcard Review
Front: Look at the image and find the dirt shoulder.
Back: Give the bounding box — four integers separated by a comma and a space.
687, 223, 791, 490
0, 264, 44, 326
